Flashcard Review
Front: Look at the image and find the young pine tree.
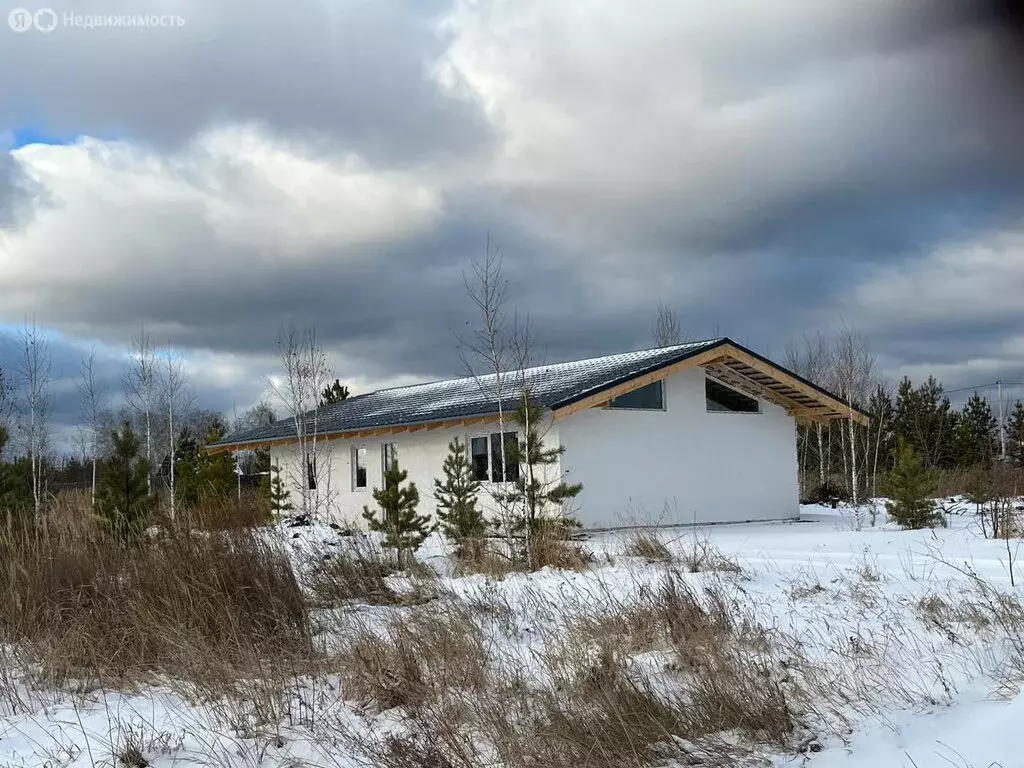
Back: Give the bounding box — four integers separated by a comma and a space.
362, 461, 435, 567
267, 460, 293, 515
883, 438, 939, 530
433, 438, 485, 560
500, 388, 583, 568
320, 379, 350, 406
97, 421, 155, 540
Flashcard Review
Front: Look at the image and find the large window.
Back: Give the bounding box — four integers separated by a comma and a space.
352, 446, 367, 489
471, 431, 519, 482
609, 380, 664, 410
706, 378, 760, 413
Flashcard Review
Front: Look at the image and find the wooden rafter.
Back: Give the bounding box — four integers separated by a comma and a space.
703, 363, 833, 425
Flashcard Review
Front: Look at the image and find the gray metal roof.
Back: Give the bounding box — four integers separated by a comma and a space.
212, 338, 726, 449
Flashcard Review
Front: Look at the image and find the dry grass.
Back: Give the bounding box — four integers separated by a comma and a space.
340, 573, 796, 768
0, 518, 312, 690
303, 544, 401, 607
624, 531, 674, 563
677, 533, 744, 575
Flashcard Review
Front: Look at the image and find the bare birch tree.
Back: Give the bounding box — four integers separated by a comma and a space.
16, 320, 52, 516
831, 323, 876, 504
270, 323, 333, 522
653, 301, 683, 347
75, 347, 109, 507
458, 236, 517, 539
124, 328, 159, 495
160, 343, 194, 520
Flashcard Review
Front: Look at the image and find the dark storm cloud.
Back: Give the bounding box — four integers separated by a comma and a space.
0, 0, 491, 164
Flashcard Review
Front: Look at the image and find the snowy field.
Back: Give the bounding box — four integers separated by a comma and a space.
1, 502, 1022, 767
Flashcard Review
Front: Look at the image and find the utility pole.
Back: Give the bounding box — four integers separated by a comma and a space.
998, 380, 1007, 460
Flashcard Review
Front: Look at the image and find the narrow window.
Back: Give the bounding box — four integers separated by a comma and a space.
382, 443, 398, 488
502, 432, 519, 482
490, 432, 505, 482
470, 436, 489, 481
706, 378, 760, 413
609, 380, 664, 410
306, 453, 317, 491
352, 446, 367, 489
486, 431, 519, 482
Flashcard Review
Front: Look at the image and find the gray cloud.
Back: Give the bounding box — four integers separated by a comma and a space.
3, 0, 1024, 448
0, 0, 492, 164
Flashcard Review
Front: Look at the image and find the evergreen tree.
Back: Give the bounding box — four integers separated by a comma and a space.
362, 461, 434, 567
1008, 401, 1024, 469
175, 425, 237, 505
894, 376, 955, 469
954, 393, 998, 468
883, 438, 939, 530
499, 389, 583, 568
320, 379, 350, 406
96, 421, 155, 539
433, 438, 484, 559
267, 460, 293, 515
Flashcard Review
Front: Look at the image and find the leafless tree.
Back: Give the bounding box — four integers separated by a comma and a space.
831, 323, 876, 504
161, 343, 194, 520
16, 320, 52, 516
124, 328, 160, 495
75, 347, 110, 507
458, 236, 518, 538
270, 322, 334, 521
653, 301, 683, 347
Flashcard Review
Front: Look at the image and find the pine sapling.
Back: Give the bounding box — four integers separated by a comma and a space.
499, 388, 583, 569
267, 460, 293, 515
883, 438, 939, 530
433, 438, 485, 561
362, 461, 435, 568
96, 420, 155, 540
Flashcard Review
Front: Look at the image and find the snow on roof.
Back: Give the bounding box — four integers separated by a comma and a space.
213, 339, 724, 448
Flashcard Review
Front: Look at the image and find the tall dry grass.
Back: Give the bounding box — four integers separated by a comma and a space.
0, 504, 311, 694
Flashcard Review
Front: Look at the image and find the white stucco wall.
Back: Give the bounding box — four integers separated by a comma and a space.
270, 421, 560, 530
557, 368, 799, 528
270, 367, 799, 530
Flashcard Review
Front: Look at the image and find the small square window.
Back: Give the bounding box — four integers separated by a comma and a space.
352, 446, 367, 489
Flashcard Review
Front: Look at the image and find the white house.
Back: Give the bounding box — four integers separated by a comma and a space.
210, 338, 868, 529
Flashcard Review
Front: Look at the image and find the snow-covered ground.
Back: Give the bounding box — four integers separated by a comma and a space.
1, 502, 1021, 767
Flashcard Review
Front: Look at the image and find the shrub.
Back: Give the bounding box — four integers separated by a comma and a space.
884, 439, 940, 530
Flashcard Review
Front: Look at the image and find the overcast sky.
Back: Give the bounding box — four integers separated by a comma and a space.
2, 0, 1024, 444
